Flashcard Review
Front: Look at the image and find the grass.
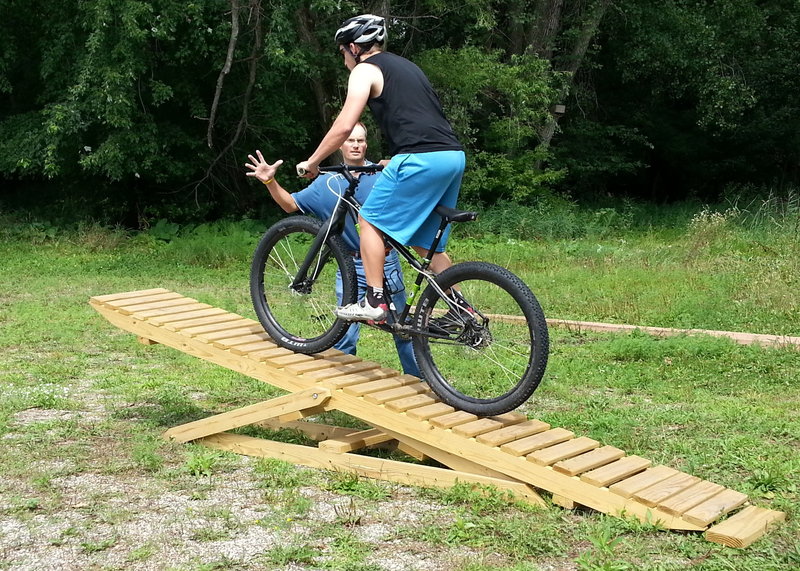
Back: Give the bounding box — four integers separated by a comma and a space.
0, 200, 799, 569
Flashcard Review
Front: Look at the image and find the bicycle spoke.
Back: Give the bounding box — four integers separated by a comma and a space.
413, 261, 548, 415
252, 217, 356, 351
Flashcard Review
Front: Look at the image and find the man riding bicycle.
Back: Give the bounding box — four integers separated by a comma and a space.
296, 14, 466, 324
245, 123, 420, 376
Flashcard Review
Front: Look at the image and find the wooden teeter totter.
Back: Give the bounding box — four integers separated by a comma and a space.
90, 288, 785, 548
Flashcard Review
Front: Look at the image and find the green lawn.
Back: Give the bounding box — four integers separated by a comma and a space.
0, 210, 798, 570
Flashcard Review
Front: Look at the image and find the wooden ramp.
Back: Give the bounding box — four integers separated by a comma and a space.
90, 289, 785, 548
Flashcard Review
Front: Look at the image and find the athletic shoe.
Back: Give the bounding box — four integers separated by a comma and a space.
335, 298, 388, 323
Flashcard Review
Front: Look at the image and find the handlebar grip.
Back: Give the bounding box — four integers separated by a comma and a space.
296, 166, 307, 176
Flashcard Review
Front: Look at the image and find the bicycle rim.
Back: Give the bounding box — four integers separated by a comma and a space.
251, 218, 355, 352
413, 262, 548, 416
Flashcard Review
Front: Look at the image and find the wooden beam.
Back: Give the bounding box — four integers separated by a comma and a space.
200, 432, 545, 505
163, 388, 331, 443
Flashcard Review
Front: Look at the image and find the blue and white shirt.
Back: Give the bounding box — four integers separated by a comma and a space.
292, 165, 378, 252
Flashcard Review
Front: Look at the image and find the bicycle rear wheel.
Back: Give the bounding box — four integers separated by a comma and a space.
250, 216, 357, 354
412, 262, 549, 416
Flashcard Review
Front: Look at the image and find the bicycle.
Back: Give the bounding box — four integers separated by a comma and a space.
250, 163, 549, 416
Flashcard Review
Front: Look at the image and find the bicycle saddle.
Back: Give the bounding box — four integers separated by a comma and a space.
435, 205, 478, 223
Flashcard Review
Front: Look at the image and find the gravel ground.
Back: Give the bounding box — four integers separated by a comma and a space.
0, 403, 529, 571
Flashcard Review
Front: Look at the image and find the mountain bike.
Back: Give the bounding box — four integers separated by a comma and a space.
250, 164, 549, 416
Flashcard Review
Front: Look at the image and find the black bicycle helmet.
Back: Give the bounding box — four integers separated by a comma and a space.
334, 14, 386, 46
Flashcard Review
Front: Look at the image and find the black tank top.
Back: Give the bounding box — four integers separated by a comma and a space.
365, 52, 463, 155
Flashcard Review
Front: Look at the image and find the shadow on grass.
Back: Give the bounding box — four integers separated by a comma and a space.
112, 390, 208, 428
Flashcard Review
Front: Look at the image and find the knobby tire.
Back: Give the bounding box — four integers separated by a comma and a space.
250, 216, 357, 354
412, 261, 549, 416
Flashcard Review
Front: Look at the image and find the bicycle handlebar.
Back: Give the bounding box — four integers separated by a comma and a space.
296, 164, 384, 177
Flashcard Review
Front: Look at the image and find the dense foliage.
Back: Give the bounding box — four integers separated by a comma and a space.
1, 0, 798, 223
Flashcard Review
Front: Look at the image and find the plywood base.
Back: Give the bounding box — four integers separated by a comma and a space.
90, 289, 786, 547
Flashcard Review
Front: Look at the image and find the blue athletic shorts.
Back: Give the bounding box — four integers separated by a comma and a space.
359, 150, 465, 252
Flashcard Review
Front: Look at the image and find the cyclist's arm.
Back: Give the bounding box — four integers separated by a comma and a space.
301, 64, 380, 172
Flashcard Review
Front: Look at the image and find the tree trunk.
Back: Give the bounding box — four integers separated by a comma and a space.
295, 4, 333, 130
207, 0, 241, 149
561, 0, 609, 76
538, 0, 610, 148
526, 0, 565, 60
199, 0, 263, 196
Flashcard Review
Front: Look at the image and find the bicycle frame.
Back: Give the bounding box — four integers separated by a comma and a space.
289, 164, 460, 338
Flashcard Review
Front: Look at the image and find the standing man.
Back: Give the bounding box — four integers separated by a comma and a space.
296, 14, 465, 323
245, 123, 420, 377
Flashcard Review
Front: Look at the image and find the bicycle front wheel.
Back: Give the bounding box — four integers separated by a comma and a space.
250, 216, 357, 354
413, 262, 549, 416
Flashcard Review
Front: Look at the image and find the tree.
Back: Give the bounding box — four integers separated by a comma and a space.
556, 0, 800, 199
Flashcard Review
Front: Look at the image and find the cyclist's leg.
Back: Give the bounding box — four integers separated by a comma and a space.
406, 153, 464, 276
358, 218, 387, 288
411, 247, 454, 274
361, 151, 464, 254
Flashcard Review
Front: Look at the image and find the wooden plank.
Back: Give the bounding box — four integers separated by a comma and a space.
552, 494, 577, 509
476, 419, 551, 447
500, 428, 574, 457
266, 353, 316, 366
429, 411, 478, 430
553, 446, 626, 477
658, 481, 726, 516
303, 361, 382, 381
344, 377, 413, 397
91, 288, 172, 303
111, 292, 184, 308
163, 388, 331, 443
324, 368, 400, 389
110, 291, 184, 311
682, 488, 749, 527
453, 418, 505, 438
144, 305, 221, 322
405, 402, 455, 420
385, 393, 438, 413
229, 340, 279, 355
284, 354, 362, 375
609, 466, 679, 498
196, 324, 264, 342
318, 428, 394, 453
212, 333, 271, 349
580, 455, 652, 488
493, 412, 528, 424
705, 506, 786, 548
163, 313, 243, 332
248, 346, 294, 361
182, 319, 257, 336
633, 473, 702, 507
200, 432, 545, 505
450, 413, 526, 439
258, 419, 360, 442
363, 383, 429, 405
116, 297, 199, 315
528, 436, 599, 466
258, 405, 329, 425
315, 347, 347, 358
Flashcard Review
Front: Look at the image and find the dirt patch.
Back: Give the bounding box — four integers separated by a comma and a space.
0, 402, 492, 570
